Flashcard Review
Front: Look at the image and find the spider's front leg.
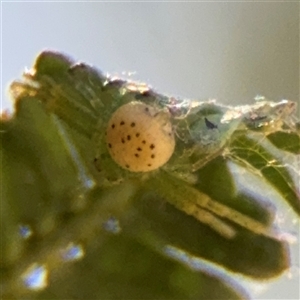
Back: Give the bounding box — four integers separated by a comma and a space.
148, 171, 280, 241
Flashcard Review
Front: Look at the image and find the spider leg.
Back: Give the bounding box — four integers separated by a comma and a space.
151, 172, 279, 240
192, 189, 278, 239
177, 200, 236, 239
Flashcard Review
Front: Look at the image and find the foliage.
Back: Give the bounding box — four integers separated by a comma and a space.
1, 51, 299, 299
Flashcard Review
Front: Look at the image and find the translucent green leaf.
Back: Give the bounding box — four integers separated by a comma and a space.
36, 235, 248, 300
33, 50, 74, 79
2, 51, 299, 299
229, 134, 300, 215
267, 131, 300, 154
127, 192, 289, 279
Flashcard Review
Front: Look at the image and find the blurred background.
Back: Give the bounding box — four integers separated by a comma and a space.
2, 1, 299, 299
2, 2, 299, 110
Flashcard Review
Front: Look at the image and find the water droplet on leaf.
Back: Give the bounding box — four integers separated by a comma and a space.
60, 242, 85, 262
19, 224, 33, 239
103, 217, 121, 234
22, 263, 48, 291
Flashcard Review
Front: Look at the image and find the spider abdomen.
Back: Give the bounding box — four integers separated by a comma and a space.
106, 101, 175, 172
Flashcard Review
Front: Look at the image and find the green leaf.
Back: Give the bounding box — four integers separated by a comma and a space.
267, 131, 300, 154
142, 169, 288, 279
229, 134, 300, 215
36, 234, 248, 300
2, 50, 299, 299
33, 50, 73, 79
129, 193, 289, 280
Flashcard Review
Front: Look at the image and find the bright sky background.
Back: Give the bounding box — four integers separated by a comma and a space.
1, 1, 299, 299
2, 2, 299, 111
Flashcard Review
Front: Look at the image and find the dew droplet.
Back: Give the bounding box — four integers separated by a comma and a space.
22, 263, 48, 291
19, 224, 33, 239
60, 242, 85, 262
103, 217, 121, 234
